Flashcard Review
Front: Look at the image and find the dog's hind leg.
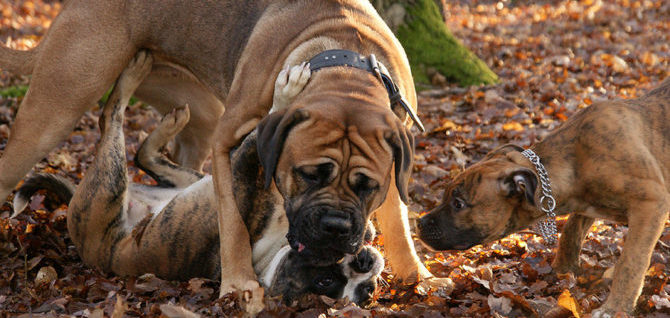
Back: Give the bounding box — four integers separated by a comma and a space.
133, 65, 225, 171
0, 5, 140, 202
67, 51, 153, 270
552, 214, 595, 274
593, 198, 669, 316
135, 105, 204, 188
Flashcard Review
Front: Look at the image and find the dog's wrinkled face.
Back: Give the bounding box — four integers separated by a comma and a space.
268, 245, 384, 305
257, 86, 413, 264
417, 146, 542, 251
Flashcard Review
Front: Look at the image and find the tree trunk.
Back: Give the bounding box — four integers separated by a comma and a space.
372, 0, 499, 87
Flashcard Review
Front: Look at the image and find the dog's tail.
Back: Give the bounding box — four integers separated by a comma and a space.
12, 173, 75, 218
0, 43, 38, 75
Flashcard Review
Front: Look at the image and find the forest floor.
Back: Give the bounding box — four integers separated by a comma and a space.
0, 0, 668, 317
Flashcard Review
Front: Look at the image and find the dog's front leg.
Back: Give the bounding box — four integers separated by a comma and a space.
552, 214, 594, 274
211, 110, 265, 314
592, 199, 668, 317
375, 173, 454, 293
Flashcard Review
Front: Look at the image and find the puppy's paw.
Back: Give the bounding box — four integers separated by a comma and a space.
118, 50, 153, 97
272, 62, 311, 111
159, 105, 191, 137
219, 279, 265, 316
138, 105, 190, 158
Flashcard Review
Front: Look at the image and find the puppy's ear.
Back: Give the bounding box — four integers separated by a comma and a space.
257, 109, 310, 188
485, 143, 525, 160
386, 121, 415, 204
501, 168, 537, 205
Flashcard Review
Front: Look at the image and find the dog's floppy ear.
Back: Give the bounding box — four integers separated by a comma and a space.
257, 108, 310, 188
385, 122, 415, 204
501, 168, 537, 205
485, 143, 525, 160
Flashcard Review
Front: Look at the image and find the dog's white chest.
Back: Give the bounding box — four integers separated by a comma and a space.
252, 207, 289, 277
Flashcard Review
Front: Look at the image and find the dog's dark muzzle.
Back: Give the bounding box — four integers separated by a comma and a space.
417, 210, 484, 251
319, 210, 353, 236
287, 205, 365, 262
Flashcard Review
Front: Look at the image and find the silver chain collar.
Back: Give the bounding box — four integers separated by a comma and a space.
521, 149, 558, 245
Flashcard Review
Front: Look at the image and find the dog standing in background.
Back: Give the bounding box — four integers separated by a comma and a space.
418, 79, 670, 317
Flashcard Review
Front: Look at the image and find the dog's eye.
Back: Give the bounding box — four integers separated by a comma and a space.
351, 173, 379, 197
297, 168, 319, 183
314, 275, 334, 289
296, 163, 333, 185
451, 197, 467, 211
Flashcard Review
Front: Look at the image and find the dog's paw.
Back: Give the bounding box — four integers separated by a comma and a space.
393, 261, 435, 285
589, 308, 619, 318
416, 276, 454, 296
138, 105, 190, 157
219, 279, 265, 316
272, 62, 311, 111
118, 50, 153, 96
159, 105, 191, 137
589, 300, 633, 318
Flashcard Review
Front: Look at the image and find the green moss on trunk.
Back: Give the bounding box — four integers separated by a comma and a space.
378, 0, 499, 86
0, 85, 28, 98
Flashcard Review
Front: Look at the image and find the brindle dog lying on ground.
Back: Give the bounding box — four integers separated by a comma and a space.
418, 78, 670, 317
14, 53, 384, 305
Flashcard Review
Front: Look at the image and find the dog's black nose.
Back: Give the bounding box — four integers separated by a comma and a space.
355, 281, 377, 305
320, 212, 352, 236
416, 213, 436, 233
351, 248, 374, 273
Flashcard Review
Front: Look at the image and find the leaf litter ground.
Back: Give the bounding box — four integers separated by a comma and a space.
0, 0, 668, 317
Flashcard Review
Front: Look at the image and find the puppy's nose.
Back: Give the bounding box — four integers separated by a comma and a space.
320, 213, 352, 236
416, 214, 435, 232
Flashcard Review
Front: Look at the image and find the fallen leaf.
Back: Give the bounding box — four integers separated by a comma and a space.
488, 294, 512, 315
160, 304, 201, 318
34, 266, 57, 285
557, 290, 581, 318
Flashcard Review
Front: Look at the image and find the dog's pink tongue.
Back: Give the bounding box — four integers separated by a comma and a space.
298, 242, 306, 253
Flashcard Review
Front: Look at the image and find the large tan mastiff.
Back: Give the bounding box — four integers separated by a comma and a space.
418, 79, 670, 317
0, 0, 448, 312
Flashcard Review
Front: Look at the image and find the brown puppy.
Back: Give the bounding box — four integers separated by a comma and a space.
417, 79, 670, 317
0, 1, 447, 312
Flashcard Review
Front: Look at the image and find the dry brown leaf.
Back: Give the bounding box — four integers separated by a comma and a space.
488, 294, 512, 315
160, 304, 201, 318
34, 266, 57, 285
111, 296, 127, 318
557, 289, 581, 318
89, 309, 105, 318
